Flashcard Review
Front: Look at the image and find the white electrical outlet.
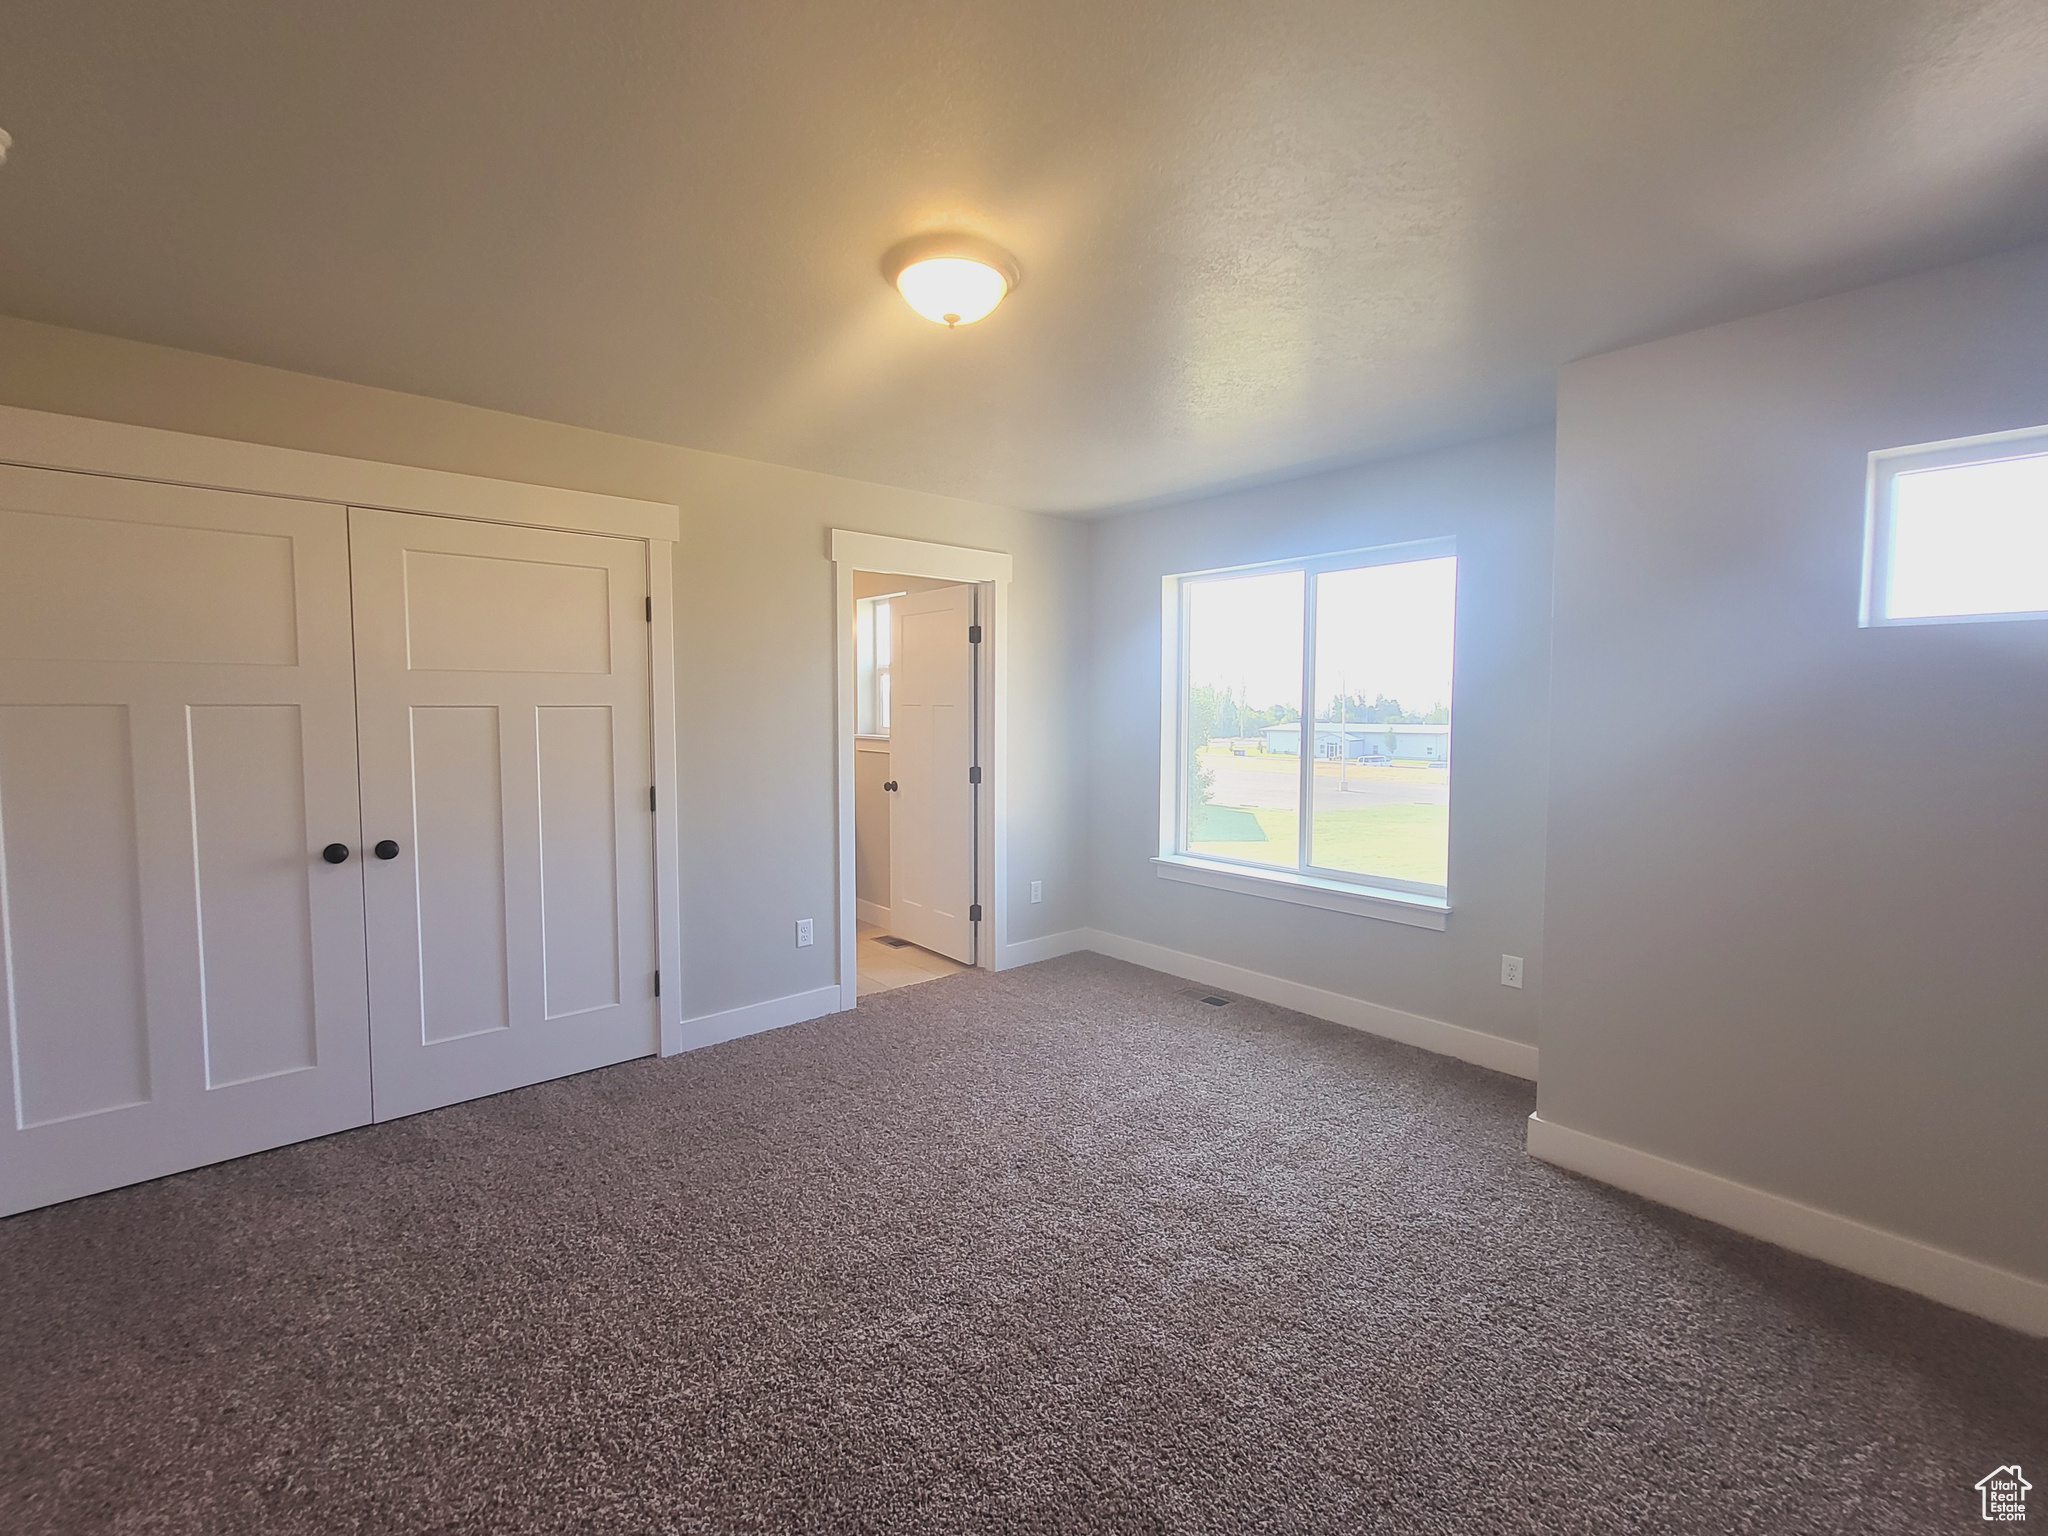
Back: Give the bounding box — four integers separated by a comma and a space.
795, 919, 814, 948
1500, 954, 1524, 989
1030, 880, 1043, 903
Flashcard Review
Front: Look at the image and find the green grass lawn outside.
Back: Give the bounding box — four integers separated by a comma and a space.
1188, 803, 1447, 885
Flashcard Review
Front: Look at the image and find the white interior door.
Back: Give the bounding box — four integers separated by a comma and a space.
0, 466, 372, 1216
350, 509, 657, 1120
887, 584, 976, 963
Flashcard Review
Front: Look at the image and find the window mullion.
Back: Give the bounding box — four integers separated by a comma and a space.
1297, 567, 1315, 875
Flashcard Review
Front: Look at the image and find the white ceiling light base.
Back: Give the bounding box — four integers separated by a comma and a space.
881, 232, 1020, 327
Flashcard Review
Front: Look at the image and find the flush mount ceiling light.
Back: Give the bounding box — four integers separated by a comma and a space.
881, 232, 1020, 327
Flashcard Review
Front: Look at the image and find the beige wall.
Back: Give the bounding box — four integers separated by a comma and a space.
1083, 429, 1555, 1049
0, 315, 1088, 1020
1543, 241, 2048, 1282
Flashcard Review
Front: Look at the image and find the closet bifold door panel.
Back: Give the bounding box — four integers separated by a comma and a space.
0, 465, 372, 1216
349, 509, 658, 1120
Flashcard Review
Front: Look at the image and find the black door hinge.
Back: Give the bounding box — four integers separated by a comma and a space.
653, 969, 661, 997
645, 596, 653, 622
649, 785, 657, 812
968, 903, 982, 923
968, 765, 982, 785
967, 624, 982, 644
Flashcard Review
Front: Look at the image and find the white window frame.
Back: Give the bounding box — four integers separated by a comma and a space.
1862, 424, 2048, 628
1156, 537, 1456, 931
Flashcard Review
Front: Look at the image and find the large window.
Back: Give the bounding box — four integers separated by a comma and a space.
1166, 541, 1457, 913
1864, 429, 2048, 626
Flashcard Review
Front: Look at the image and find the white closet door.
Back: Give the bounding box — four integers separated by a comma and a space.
350, 509, 657, 1120
0, 466, 371, 1216
887, 584, 976, 963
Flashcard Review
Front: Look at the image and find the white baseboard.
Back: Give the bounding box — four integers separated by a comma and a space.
993, 928, 1096, 970
856, 899, 891, 928
1527, 1113, 2048, 1337
668, 984, 848, 1055
1081, 928, 1538, 1080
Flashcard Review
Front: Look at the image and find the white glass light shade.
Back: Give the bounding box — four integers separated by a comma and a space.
881, 234, 1021, 327
895, 257, 1009, 326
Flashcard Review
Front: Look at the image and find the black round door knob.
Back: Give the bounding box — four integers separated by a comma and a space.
374, 839, 402, 860
321, 843, 351, 864
884, 780, 898, 792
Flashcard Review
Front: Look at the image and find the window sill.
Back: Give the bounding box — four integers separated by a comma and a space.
1151, 855, 1449, 930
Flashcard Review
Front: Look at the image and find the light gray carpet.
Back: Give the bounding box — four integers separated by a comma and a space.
1, 954, 2040, 1534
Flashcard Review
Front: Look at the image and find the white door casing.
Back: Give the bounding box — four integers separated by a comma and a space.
349, 509, 658, 1120
830, 530, 1009, 1001
0, 465, 373, 1216
886, 584, 976, 963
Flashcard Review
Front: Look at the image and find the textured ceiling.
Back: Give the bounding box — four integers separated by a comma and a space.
2, 1, 2047, 513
